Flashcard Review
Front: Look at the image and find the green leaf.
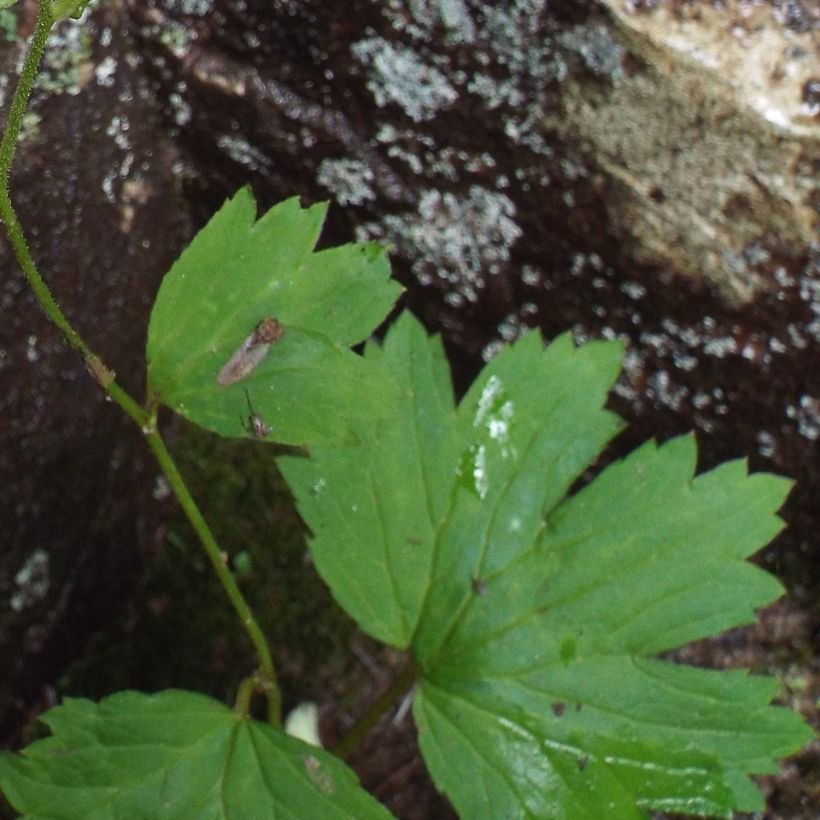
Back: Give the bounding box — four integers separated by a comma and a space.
51, 0, 91, 19
0, 690, 394, 819
146, 189, 403, 445
279, 312, 460, 646
281, 312, 814, 817
411, 329, 625, 662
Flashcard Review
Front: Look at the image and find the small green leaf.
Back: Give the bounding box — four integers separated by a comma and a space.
0, 690, 394, 819
281, 312, 814, 817
51, 0, 92, 20
146, 189, 403, 445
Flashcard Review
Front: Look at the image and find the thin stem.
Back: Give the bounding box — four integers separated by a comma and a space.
234, 674, 259, 719
233, 671, 280, 723
0, 3, 84, 355
144, 425, 282, 725
0, 5, 52, 182
333, 658, 417, 760
0, 3, 147, 430
1, 1, 281, 726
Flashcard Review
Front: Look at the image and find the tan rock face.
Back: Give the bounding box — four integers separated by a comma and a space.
551, 0, 819, 303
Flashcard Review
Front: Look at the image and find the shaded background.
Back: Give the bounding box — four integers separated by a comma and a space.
0, 0, 817, 817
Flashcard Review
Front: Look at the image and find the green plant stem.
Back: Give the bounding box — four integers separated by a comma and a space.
234, 673, 260, 719
0, 3, 147, 429
144, 426, 282, 725
0, 6, 84, 363
1, 1, 281, 727
333, 658, 418, 760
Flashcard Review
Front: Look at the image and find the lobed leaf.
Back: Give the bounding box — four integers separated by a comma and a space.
146, 189, 403, 445
0, 690, 393, 819
278, 312, 460, 646
411, 330, 625, 662
282, 312, 814, 818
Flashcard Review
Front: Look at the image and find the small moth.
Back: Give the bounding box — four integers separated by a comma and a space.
216, 317, 284, 387
242, 389, 272, 439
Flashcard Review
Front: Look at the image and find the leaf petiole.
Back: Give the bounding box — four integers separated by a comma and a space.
332, 657, 417, 760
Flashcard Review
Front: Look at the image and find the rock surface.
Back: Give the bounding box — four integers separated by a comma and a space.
565, 0, 819, 302
0, 0, 817, 816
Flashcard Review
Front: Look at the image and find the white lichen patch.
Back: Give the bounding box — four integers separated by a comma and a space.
25, 334, 39, 363
645, 369, 689, 413
398, 0, 476, 44
37, 18, 93, 96
478, 1, 549, 74
352, 37, 458, 122
10, 549, 50, 613
497, 311, 526, 343
216, 135, 271, 171
317, 158, 376, 206
467, 72, 524, 109
788, 395, 820, 442
158, 21, 194, 55
756, 430, 777, 459
94, 55, 118, 88
167, 0, 214, 16
169, 90, 192, 126
100, 114, 135, 203
798, 246, 820, 344
557, 24, 625, 79
359, 186, 521, 302
106, 114, 131, 152
344, 1, 576, 309
481, 338, 505, 362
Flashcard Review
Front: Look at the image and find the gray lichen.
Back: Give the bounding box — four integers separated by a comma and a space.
10, 549, 50, 613
317, 158, 376, 206
352, 38, 459, 122
359, 186, 522, 304
37, 17, 93, 97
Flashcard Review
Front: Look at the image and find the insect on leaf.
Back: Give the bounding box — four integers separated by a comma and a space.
216, 317, 285, 387
146, 188, 403, 445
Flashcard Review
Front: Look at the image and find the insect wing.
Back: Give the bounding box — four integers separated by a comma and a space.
217, 339, 272, 386
216, 317, 284, 387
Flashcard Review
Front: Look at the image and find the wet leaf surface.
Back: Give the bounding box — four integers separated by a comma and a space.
281, 313, 813, 817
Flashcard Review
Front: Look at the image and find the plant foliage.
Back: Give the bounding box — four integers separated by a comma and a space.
1, 191, 812, 819
0, 690, 391, 818
280, 312, 814, 818
146, 188, 402, 445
